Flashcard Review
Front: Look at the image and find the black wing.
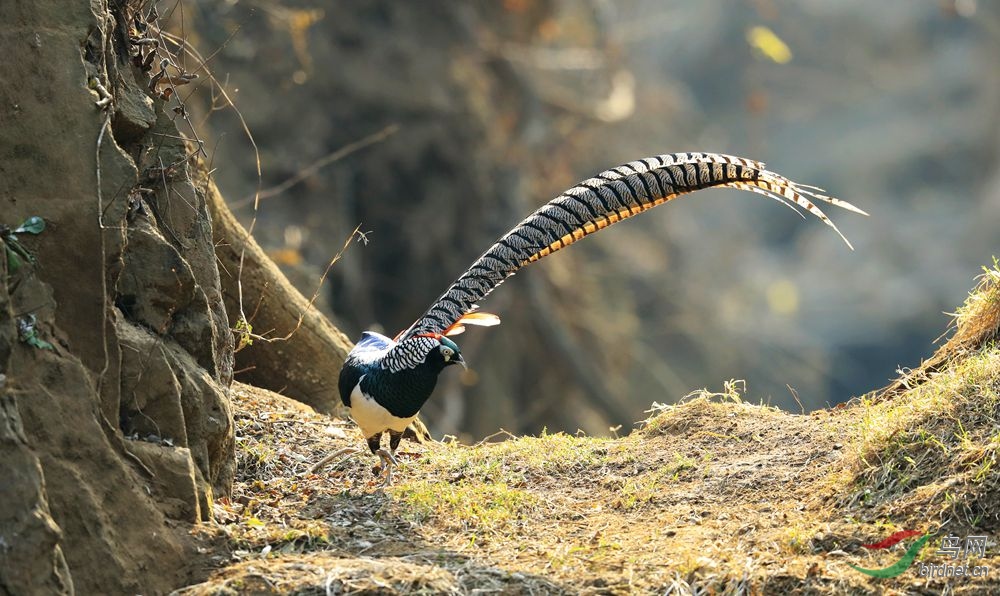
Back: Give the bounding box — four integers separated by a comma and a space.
394, 152, 865, 343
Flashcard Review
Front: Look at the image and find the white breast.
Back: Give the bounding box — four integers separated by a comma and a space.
350, 379, 416, 439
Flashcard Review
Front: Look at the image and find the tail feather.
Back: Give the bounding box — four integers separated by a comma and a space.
731, 171, 857, 249
443, 312, 501, 336
392, 152, 865, 347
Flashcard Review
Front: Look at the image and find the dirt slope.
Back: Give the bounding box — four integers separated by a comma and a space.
177, 337, 999, 595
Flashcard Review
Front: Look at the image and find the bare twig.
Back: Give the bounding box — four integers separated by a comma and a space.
231, 124, 400, 208
473, 429, 519, 446
787, 384, 805, 415
159, 29, 264, 336
243, 226, 365, 345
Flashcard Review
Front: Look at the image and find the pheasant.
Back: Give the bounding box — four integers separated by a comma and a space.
312, 152, 866, 485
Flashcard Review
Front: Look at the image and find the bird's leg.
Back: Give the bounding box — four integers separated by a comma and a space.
309, 446, 361, 474
368, 435, 387, 475
389, 431, 402, 457
367, 433, 401, 487
377, 432, 404, 487
374, 448, 399, 487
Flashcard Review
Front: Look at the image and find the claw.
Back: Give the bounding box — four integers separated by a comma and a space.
374, 448, 399, 487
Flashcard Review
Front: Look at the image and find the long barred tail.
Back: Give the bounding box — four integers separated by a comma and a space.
397, 152, 866, 341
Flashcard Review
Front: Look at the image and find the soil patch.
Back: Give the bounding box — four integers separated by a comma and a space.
179, 373, 999, 593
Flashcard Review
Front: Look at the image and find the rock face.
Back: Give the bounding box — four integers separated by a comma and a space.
0, 1, 235, 593
0, 271, 73, 596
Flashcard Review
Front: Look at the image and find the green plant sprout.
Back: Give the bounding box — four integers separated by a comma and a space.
2, 216, 45, 274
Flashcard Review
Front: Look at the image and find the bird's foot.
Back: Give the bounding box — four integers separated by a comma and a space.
308, 447, 361, 474
372, 448, 399, 487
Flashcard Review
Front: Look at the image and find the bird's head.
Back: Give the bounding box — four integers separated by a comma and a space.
419, 334, 466, 371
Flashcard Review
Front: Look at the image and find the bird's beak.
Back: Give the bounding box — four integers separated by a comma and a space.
455, 354, 467, 370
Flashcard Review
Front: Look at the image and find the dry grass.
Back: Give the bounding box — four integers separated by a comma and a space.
178, 278, 1000, 594
842, 346, 1000, 531
879, 261, 1000, 400
834, 266, 1000, 536
946, 261, 1000, 354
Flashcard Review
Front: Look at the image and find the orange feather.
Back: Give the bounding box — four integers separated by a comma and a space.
443, 312, 501, 336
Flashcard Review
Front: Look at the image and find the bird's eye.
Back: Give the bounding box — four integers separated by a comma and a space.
441, 346, 454, 360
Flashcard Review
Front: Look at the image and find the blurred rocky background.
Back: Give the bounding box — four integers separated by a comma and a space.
175, 0, 1000, 439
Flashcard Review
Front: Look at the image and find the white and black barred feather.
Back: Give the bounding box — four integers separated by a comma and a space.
380, 336, 439, 373
387, 152, 865, 366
